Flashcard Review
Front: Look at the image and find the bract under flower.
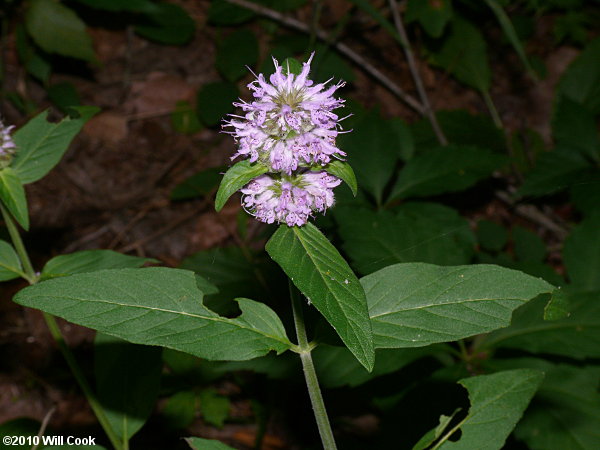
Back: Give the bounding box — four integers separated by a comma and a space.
241, 171, 342, 226
225, 53, 347, 175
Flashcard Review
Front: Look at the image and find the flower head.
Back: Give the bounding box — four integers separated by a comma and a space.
241, 171, 342, 226
225, 53, 347, 175
0, 120, 17, 169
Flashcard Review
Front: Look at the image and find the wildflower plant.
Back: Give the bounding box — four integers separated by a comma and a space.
6, 54, 574, 450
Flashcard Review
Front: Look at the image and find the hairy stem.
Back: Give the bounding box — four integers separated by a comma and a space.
388, 0, 448, 146
289, 280, 338, 450
0, 202, 123, 450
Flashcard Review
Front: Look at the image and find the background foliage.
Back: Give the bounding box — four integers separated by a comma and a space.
0, 0, 599, 449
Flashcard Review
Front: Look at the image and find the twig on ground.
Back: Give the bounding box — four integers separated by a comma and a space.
495, 190, 569, 239
32, 406, 56, 450
223, 0, 425, 114
117, 198, 212, 254
388, 0, 448, 145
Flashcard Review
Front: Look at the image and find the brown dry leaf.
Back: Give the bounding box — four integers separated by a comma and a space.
128, 72, 196, 116
232, 429, 287, 450
83, 111, 129, 144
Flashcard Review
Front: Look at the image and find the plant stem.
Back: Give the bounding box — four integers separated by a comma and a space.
0, 203, 36, 282
388, 0, 448, 146
0, 202, 123, 450
289, 280, 338, 450
482, 90, 503, 129
43, 313, 123, 450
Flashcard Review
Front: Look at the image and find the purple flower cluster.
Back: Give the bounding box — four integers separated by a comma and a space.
241, 172, 341, 227
225, 54, 349, 227
226, 53, 347, 175
0, 120, 17, 169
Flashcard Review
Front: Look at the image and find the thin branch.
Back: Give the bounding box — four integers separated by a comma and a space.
32, 407, 56, 450
388, 0, 448, 145
223, 0, 425, 114
495, 190, 569, 239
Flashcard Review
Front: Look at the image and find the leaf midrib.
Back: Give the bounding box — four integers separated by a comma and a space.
13, 119, 64, 175
24, 293, 290, 346
292, 226, 372, 358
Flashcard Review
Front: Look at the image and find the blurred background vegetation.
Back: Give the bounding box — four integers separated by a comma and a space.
0, 0, 599, 449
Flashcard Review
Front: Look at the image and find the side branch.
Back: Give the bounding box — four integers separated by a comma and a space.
388, 0, 448, 145
223, 0, 425, 115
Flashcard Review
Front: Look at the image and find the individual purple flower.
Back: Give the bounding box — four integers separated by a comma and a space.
225, 53, 348, 174
0, 119, 17, 169
241, 171, 342, 226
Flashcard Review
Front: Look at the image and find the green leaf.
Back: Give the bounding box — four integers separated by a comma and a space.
14, 267, 291, 361
216, 30, 259, 82
512, 226, 546, 263
563, 215, 600, 291
15, 24, 51, 83
311, 44, 356, 83
0, 239, 23, 281
12, 107, 99, 184
314, 345, 441, 388
439, 369, 544, 449
553, 96, 600, 162
70, 0, 158, 13
171, 167, 224, 201
518, 150, 590, 197
320, 160, 357, 197
389, 145, 506, 201
186, 437, 235, 450
476, 220, 508, 252
347, 0, 402, 43
0, 167, 29, 230
196, 81, 238, 127
411, 110, 505, 155
199, 388, 230, 428
429, 16, 491, 92
557, 37, 600, 114
406, 0, 453, 38
412, 409, 462, 450
180, 246, 278, 314
510, 360, 600, 450
25, 0, 96, 61
47, 82, 81, 114
266, 223, 375, 371
483, 0, 536, 78
163, 391, 196, 429
362, 263, 554, 349
570, 170, 600, 217
281, 57, 303, 76
95, 333, 162, 441
509, 261, 564, 287
215, 160, 269, 212
481, 291, 600, 358
0, 418, 39, 450
208, 0, 255, 25
171, 100, 203, 135
336, 203, 475, 274
134, 2, 195, 45
543, 288, 570, 320
337, 110, 400, 205
41, 249, 155, 280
